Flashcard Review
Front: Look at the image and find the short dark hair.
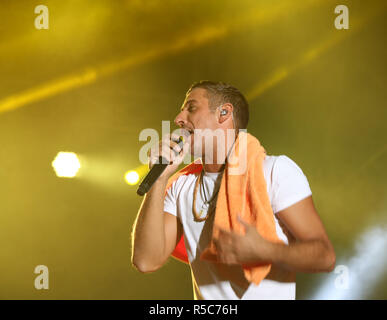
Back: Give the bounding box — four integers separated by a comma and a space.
186, 80, 249, 130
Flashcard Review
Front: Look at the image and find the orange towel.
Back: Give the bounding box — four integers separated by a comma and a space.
165, 132, 283, 285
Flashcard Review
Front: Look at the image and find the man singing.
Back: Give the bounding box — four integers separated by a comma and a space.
131, 80, 335, 300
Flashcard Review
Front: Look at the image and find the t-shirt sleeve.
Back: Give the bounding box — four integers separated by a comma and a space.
164, 181, 177, 216
271, 155, 312, 214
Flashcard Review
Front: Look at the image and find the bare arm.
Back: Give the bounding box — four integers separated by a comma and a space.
269, 195, 336, 273
131, 177, 183, 273
131, 133, 187, 273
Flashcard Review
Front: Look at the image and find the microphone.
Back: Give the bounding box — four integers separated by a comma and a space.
137, 136, 185, 196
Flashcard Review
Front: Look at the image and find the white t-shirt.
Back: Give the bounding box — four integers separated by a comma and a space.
164, 155, 312, 300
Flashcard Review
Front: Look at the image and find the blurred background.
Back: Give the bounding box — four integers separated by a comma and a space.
0, 0, 386, 299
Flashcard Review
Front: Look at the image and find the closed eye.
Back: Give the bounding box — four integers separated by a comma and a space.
188, 105, 196, 112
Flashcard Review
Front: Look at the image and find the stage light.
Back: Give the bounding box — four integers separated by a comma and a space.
311, 224, 387, 299
52, 152, 81, 178
125, 170, 140, 185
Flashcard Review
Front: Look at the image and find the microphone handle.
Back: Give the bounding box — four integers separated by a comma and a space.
136, 157, 168, 196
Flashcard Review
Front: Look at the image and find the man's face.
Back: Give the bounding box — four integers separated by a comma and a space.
174, 88, 220, 158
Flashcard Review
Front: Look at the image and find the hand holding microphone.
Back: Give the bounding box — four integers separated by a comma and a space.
137, 131, 190, 196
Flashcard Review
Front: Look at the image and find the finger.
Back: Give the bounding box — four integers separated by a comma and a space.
237, 215, 252, 232
173, 144, 190, 164
214, 235, 231, 249
216, 226, 232, 239
156, 145, 174, 164
218, 226, 238, 238
162, 144, 172, 160
147, 148, 153, 159
166, 131, 191, 152
214, 241, 229, 263
165, 140, 186, 165
148, 137, 182, 167
216, 230, 235, 246
148, 144, 161, 166
162, 138, 178, 151
172, 142, 184, 156
170, 132, 183, 144
216, 225, 231, 234
181, 135, 191, 153
213, 238, 224, 256
162, 134, 184, 156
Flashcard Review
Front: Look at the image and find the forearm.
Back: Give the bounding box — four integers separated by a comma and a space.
265, 239, 336, 273
131, 178, 169, 271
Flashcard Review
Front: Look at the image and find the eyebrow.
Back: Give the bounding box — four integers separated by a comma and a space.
180, 99, 198, 111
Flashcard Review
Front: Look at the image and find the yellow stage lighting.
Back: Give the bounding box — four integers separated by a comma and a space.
52, 152, 81, 178
125, 170, 140, 185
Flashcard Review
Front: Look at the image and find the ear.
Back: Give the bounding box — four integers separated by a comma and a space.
218, 103, 234, 124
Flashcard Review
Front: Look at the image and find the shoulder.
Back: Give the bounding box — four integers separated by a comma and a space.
266, 154, 312, 214
272, 155, 307, 176
165, 171, 198, 198
262, 154, 304, 182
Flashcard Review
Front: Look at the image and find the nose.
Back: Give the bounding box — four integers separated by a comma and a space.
174, 111, 187, 128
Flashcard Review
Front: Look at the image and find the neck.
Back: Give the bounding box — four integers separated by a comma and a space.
199, 128, 239, 173
202, 134, 237, 173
